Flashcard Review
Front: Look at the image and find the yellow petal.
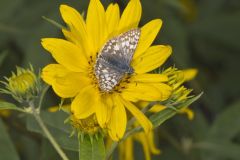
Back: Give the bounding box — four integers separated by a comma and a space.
180, 108, 194, 120
119, 137, 134, 160
132, 45, 172, 74
41, 64, 70, 85
41, 38, 88, 72
147, 131, 161, 154
106, 3, 120, 36
71, 86, 97, 119
62, 28, 94, 59
151, 83, 173, 101
86, 0, 108, 54
108, 95, 127, 141
120, 97, 152, 133
62, 29, 78, 45
52, 73, 90, 98
125, 138, 134, 160
137, 101, 150, 109
118, 0, 142, 33
131, 74, 168, 83
48, 104, 71, 113
95, 95, 112, 128
60, 5, 90, 57
121, 83, 171, 102
134, 19, 163, 59
135, 133, 151, 160
183, 69, 198, 81
42, 64, 90, 98
119, 91, 139, 102
149, 104, 166, 113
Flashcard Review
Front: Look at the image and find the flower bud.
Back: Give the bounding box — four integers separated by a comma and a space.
0, 66, 40, 102
163, 67, 193, 103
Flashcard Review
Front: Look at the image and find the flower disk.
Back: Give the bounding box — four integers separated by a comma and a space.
41, 0, 172, 141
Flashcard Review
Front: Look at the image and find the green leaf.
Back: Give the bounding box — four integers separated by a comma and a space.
0, 119, 20, 160
37, 111, 71, 133
209, 100, 240, 141
0, 101, 25, 112
79, 136, 105, 160
27, 111, 79, 151
150, 92, 203, 127
40, 139, 60, 160
42, 16, 66, 30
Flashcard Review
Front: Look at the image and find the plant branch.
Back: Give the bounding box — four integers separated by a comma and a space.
38, 85, 50, 110
29, 102, 69, 160
78, 134, 81, 160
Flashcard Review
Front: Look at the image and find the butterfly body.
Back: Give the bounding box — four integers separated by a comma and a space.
99, 54, 134, 74
94, 29, 141, 92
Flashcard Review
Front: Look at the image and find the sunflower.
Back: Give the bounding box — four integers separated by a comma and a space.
41, 0, 172, 141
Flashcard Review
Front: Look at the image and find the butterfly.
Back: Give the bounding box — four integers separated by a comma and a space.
94, 29, 141, 92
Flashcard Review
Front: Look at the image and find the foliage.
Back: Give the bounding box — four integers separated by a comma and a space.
0, 0, 240, 160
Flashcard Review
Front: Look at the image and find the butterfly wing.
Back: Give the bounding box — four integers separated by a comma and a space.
100, 29, 141, 66
95, 58, 124, 92
116, 29, 141, 64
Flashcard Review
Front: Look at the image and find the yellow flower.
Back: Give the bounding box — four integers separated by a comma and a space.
41, 0, 172, 141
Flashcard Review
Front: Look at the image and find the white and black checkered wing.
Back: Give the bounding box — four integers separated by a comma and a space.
116, 29, 141, 64
100, 29, 141, 65
95, 29, 141, 92
95, 58, 123, 92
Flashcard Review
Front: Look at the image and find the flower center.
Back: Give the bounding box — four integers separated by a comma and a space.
71, 114, 100, 135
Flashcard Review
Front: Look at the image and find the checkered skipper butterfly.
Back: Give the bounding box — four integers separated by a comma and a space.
94, 29, 141, 92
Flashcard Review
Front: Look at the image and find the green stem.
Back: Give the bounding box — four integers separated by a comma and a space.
29, 102, 69, 160
38, 85, 50, 110
32, 111, 69, 160
78, 134, 81, 160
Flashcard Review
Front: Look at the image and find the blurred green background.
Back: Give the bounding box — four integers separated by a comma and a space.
0, 0, 240, 160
